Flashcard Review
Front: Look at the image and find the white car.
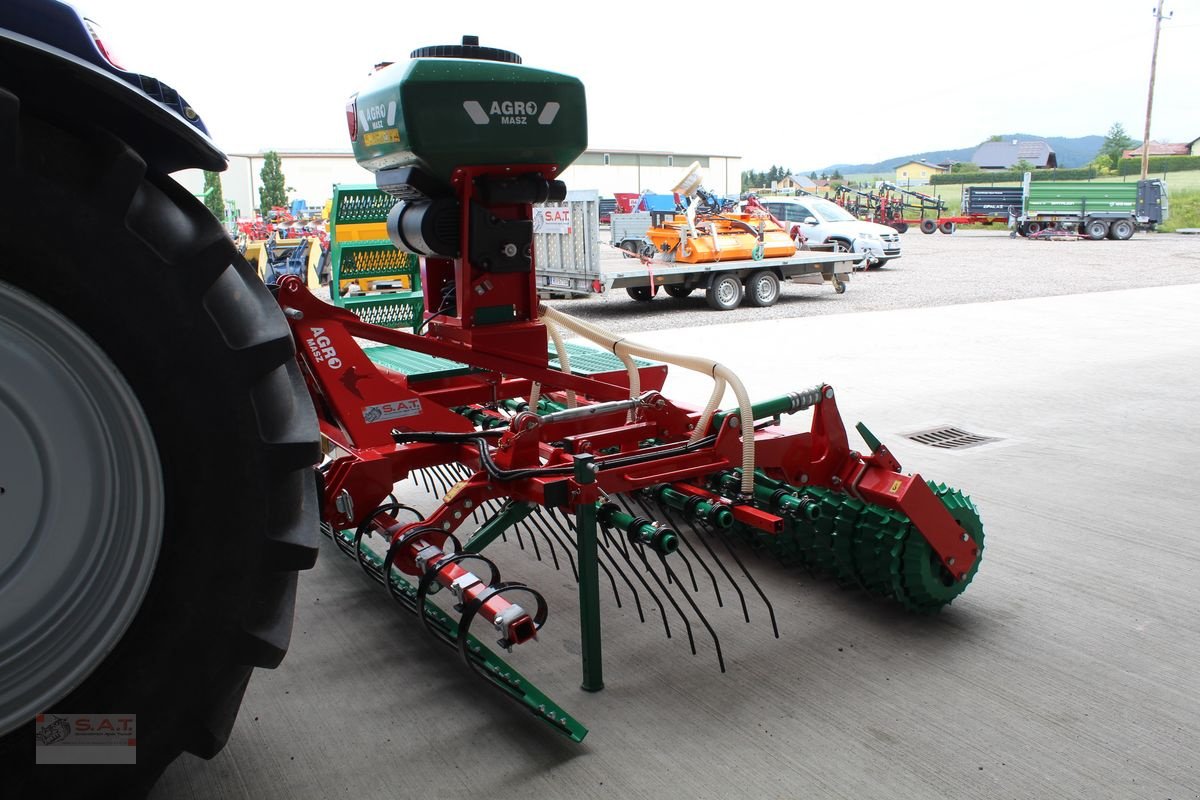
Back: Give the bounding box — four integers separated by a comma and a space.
762, 197, 902, 268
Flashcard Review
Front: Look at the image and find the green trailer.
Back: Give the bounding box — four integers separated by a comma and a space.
1015, 173, 1168, 240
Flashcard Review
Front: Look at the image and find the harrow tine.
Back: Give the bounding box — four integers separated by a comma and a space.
525, 509, 567, 574
700, 519, 779, 639
596, 521, 664, 633
690, 514, 749, 623
657, 552, 725, 673
632, 493, 700, 593
655, 504, 725, 609
628, 538, 697, 656
416, 468, 432, 495
518, 518, 543, 562
549, 506, 642, 623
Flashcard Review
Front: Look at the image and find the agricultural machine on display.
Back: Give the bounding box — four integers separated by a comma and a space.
0, 4, 985, 795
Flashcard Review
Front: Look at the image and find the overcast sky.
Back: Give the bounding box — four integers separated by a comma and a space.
74, 0, 1198, 170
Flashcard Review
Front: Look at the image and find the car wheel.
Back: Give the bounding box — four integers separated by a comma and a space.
1108, 219, 1135, 240
1084, 219, 1109, 240
625, 284, 658, 302
744, 270, 780, 308
705, 274, 744, 311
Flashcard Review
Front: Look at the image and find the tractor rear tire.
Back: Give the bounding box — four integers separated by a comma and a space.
0, 90, 320, 796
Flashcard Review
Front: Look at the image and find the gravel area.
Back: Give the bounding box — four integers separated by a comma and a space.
544, 229, 1200, 334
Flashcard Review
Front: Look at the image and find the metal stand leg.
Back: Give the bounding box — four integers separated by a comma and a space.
574, 454, 604, 692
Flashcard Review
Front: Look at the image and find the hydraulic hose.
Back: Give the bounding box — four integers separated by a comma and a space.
538, 304, 756, 494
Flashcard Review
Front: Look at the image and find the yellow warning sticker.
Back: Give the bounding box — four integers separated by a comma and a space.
444, 480, 467, 504
889, 479, 902, 494
363, 128, 401, 146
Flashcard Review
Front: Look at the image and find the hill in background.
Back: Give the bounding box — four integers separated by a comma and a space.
810, 134, 1105, 175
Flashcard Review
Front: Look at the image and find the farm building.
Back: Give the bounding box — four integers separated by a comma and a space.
174, 148, 742, 216
1122, 138, 1200, 158
972, 140, 1058, 170
893, 160, 949, 186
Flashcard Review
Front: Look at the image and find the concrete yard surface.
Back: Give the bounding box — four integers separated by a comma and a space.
155, 284, 1200, 800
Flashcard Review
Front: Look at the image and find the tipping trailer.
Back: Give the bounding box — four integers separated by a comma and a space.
1013, 172, 1168, 239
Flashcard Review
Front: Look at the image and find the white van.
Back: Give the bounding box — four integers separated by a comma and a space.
762, 197, 902, 267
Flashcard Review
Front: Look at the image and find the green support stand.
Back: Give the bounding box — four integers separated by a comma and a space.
574, 454, 604, 692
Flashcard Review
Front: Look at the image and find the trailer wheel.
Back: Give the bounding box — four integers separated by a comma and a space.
706, 274, 744, 311
1026, 222, 1042, 235
919, 219, 937, 235
1084, 219, 1110, 240
0, 93, 319, 794
744, 271, 780, 308
626, 284, 658, 301
1108, 219, 1135, 240
664, 284, 693, 299
938, 221, 956, 235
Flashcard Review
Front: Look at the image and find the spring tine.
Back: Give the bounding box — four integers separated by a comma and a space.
431, 465, 452, 496
417, 468, 432, 495
632, 494, 700, 593
701, 518, 779, 639
550, 507, 637, 621
599, 522, 663, 632
656, 505, 724, 608
526, 510, 567, 574
693, 516, 749, 623
533, 508, 579, 578
658, 552, 725, 673
518, 518, 543, 562
630, 539, 697, 656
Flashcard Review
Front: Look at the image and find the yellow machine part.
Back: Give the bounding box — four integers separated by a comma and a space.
645, 213, 796, 264
248, 232, 324, 290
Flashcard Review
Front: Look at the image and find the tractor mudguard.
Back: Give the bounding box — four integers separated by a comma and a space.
0, 0, 225, 173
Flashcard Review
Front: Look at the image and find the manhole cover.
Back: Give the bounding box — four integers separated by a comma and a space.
904, 426, 1001, 450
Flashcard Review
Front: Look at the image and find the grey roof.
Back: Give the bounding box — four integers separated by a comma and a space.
785, 174, 817, 188
971, 140, 1058, 169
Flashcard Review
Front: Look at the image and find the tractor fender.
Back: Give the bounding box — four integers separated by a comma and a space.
0, 0, 225, 173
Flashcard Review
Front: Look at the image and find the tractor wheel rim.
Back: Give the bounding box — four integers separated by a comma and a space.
0, 281, 164, 734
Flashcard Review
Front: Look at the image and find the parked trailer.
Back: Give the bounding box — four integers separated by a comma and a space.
598, 249, 860, 310
1013, 173, 1168, 239
610, 212, 856, 308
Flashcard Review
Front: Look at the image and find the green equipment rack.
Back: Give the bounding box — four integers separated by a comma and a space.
329, 184, 423, 330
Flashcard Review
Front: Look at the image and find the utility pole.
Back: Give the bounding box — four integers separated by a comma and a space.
1141, 0, 1172, 180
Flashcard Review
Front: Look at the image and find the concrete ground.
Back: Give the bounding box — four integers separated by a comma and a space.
156, 275, 1200, 798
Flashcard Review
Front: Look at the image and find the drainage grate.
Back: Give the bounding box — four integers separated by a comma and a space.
904, 426, 1002, 450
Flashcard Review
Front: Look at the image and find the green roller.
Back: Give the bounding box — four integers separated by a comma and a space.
709, 470, 984, 612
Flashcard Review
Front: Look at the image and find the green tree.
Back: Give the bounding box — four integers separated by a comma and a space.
258, 151, 290, 218
987, 134, 1003, 143
831, 169, 843, 180
202, 170, 225, 221
950, 161, 978, 173
1013, 159, 1035, 173
1098, 122, 1135, 170
808, 171, 818, 180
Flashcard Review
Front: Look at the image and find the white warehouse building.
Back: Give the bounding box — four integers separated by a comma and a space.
175, 148, 741, 217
